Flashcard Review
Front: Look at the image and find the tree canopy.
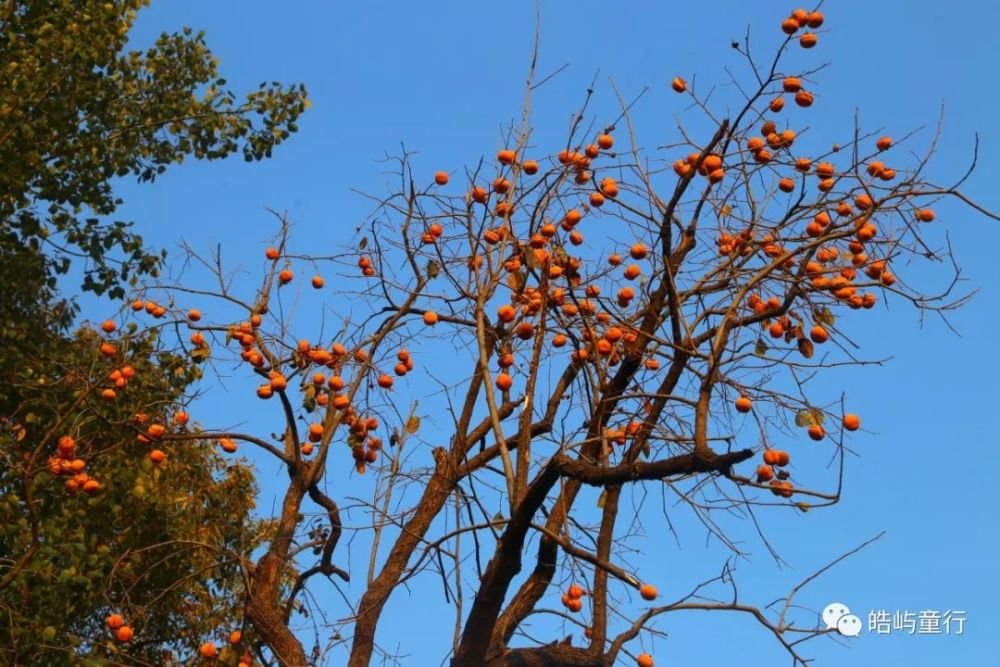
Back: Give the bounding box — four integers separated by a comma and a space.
0, 0, 308, 297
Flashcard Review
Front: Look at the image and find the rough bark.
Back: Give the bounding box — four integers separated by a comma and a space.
347, 448, 459, 667
246, 473, 310, 666
452, 463, 562, 666
486, 644, 610, 667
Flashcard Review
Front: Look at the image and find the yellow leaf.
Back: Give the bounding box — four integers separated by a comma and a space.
405, 415, 420, 434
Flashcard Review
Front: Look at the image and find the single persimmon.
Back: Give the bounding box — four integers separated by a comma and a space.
269, 374, 287, 391
601, 178, 619, 197
815, 162, 835, 178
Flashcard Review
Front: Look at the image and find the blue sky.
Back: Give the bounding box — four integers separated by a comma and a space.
87, 1, 1000, 665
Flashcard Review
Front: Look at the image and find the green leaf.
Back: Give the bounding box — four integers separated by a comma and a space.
794, 408, 825, 427
814, 306, 836, 327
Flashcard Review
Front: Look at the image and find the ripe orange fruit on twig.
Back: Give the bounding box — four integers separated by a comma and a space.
843, 414, 861, 431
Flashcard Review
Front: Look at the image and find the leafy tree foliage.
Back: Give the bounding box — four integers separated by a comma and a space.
0, 249, 263, 665
0, 0, 309, 297
1, 1, 306, 663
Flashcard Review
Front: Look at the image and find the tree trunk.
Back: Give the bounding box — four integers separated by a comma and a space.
486, 644, 610, 667
247, 473, 310, 666
347, 448, 458, 667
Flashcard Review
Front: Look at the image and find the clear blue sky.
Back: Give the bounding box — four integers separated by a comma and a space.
88, 1, 1000, 665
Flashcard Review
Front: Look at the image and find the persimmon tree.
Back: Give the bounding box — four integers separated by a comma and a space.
1, 1, 307, 663
25, 7, 1000, 667
0, 244, 263, 664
